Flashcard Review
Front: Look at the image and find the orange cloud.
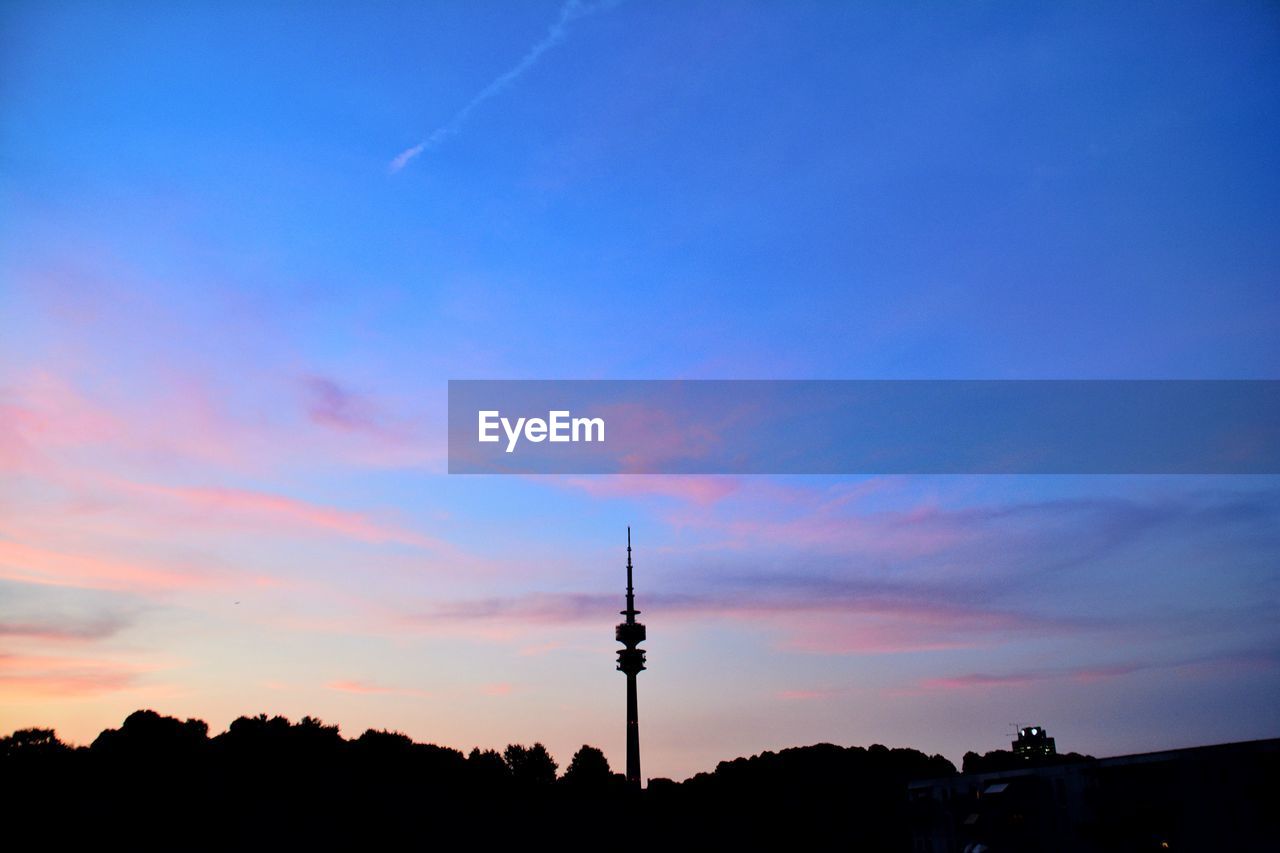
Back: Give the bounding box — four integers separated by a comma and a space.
0, 652, 149, 698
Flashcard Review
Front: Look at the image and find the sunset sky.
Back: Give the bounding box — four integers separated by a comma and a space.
2, 1, 1278, 780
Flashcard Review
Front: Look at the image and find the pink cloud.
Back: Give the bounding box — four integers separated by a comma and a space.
759, 595, 1075, 654
0, 539, 217, 592
777, 615, 1001, 655
0, 652, 150, 698
918, 662, 1148, 692
0, 372, 123, 472
302, 376, 396, 436
2, 362, 442, 480
1069, 663, 1145, 683
919, 672, 1044, 691
326, 679, 429, 697
562, 475, 973, 560
776, 688, 844, 701
1, 368, 260, 473
294, 375, 442, 469
132, 483, 438, 548
0, 613, 130, 642
517, 641, 565, 657
418, 592, 614, 626
686, 501, 975, 559
556, 475, 741, 506
396, 585, 1075, 656
595, 397, 758, 474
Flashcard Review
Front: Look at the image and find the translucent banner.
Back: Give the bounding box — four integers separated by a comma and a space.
447, 380, 1280, 474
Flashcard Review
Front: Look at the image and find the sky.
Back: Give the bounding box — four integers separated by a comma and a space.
1, 0, 1278, 780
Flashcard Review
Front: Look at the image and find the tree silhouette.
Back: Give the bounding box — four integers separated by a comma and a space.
91, 709, 208, 756
563, 744, 611, 786
0, 727, 68, 757
11, 708, 1261, 851
503, 742, 558, 784
467, 746, 510, 781
1, 710, 968, 851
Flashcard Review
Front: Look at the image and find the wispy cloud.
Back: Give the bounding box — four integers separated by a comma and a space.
396, 580, 1098, 655
132, 483, 439, 549
557, 475, 742, 506
916, 649, 1280, 692
0, 652, 151, 698
0, 539, 218, 593
0, 612, 132, 642
390, 0, 617, 172
776, 687, 845, 701
326, 679, 429, 697
300, 375, 406, 440
302, 376, 384, 433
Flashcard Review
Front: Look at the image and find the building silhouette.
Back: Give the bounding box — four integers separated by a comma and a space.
614, 527, 646, 787
909, 737, 1280, 852
1013, 725, 1057, 762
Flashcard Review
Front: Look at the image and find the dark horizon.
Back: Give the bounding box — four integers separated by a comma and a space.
7, 705, 1276, 784
5, 708, 1277, 850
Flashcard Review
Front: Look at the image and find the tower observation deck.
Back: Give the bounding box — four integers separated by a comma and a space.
615, 527, 646, 786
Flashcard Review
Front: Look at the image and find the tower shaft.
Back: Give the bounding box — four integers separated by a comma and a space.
626, 670, 640, 784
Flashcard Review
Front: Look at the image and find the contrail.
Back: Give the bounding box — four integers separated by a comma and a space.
390, 0, 616, 173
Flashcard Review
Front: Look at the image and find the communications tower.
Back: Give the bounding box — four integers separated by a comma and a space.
615, 527, 646, 786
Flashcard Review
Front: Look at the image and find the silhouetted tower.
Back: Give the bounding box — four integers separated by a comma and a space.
615, 527, 646, 787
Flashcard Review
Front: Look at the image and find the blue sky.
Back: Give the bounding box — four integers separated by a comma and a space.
1, 0, 1278, 779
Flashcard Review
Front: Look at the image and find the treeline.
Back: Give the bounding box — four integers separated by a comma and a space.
2, 709, 957, 848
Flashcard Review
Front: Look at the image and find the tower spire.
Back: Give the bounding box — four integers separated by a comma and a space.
624, 526, 636, 621
615, 526, 646, 787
